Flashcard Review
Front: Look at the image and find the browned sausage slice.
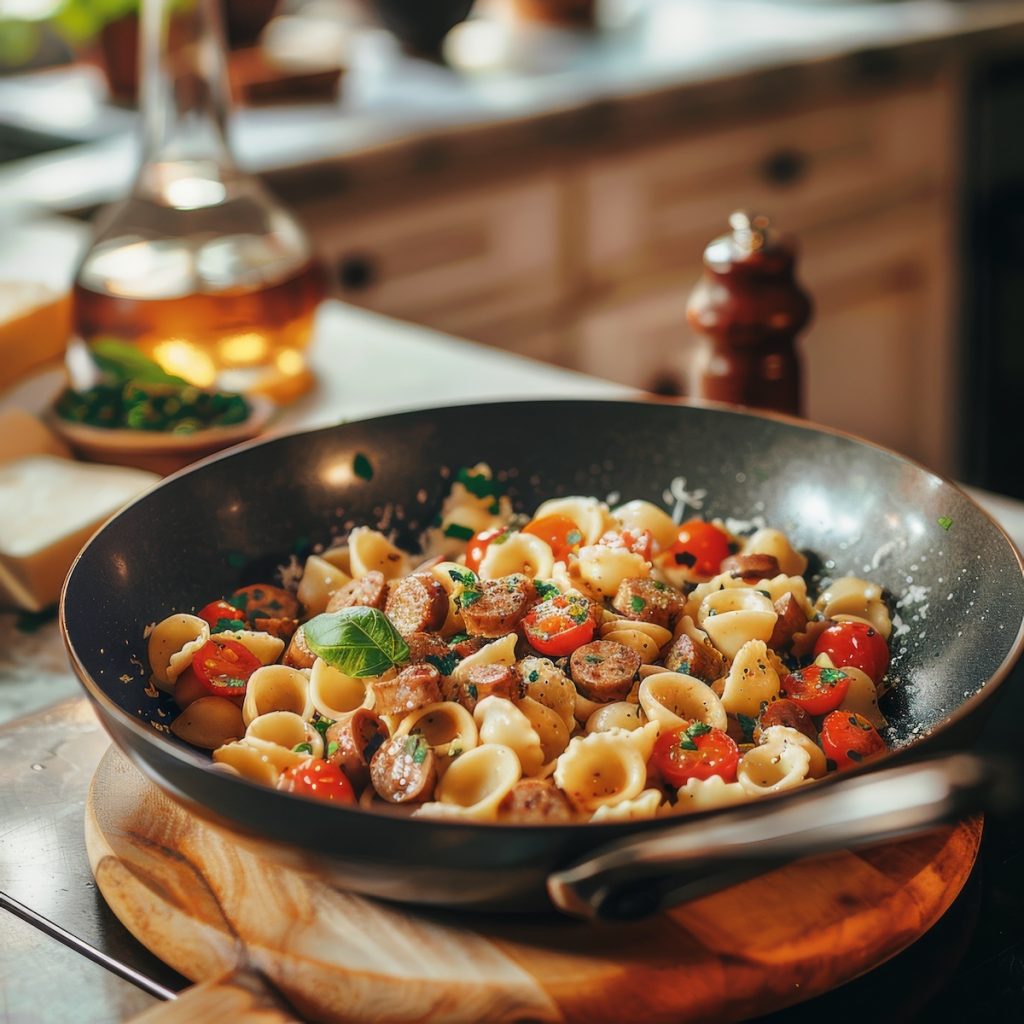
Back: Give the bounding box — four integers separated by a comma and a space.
450, 635, 489, 660
283, 625, 316, 669
443, 663, 516, 713
385, 574, 448, 636
498, 779, 576, 823
369, 734, 437, 804
372, 663, 442, 717
405, 631, 451, 665
662, 632, 724, 683
611, 578, 684, 628
231, 584, 299, 621
769, 592, 809, 650
326, 571, 388, 613
461, 575, 537, 638
754, 698, 817, 743
569, 640, 640, 702
325, 708, 388, 792
252, 616, 298, 641
720, 554, 782, 581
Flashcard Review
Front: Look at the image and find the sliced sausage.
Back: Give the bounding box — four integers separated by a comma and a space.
662, 632, 724, 683
443, 663, 516, 713
460, 575, 537, 638
450, 634, 489, 660
282, 625, 316, 669
611, 578, 684, 629
385, 574, 448, 636
325, 708, 388, 792
369, 734, 437, 804
720, 554, 781, 582
252, 616, 298, 641
372, 663, 442, 717
754, 698, 817, 744
405, 631, 451, 665
569, 640, 641, 702
230, 584, 299, 622
498, 780, 576, 824
769, 592, 809, 650
326, 571, 388, 613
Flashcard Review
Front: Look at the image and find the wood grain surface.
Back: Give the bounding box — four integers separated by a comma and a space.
85, 747, 981, 1024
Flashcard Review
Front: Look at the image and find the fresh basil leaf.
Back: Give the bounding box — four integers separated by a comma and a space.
303, 607, 410, 678
443, 522, 475, 541
89, 338, 190, 385
448, 568, 477, 587
426, 651, 459, 677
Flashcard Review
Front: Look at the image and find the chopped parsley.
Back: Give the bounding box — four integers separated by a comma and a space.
676, 660, 691, 675
212, 617, 247, 634
458, 589, 482, 608
443, 523, 475, 541
313, 717, 335, 738
820, 668, 848, 685
937, 516, 953, 531
467, 683, 479, 700
219, 677, 247, 689
566, 529, 583, 546
456, 467, 503, 499
651, 581, 667, 592
678, 720, 712, 751
491, 529, 510, 544
737, 713, 758, 743
629, 595, 647, 613
528, 669, 540, 683
227, 593, 249, 612
584, 654, 604, 665
403, 734, 429, 765
353, 453, 374, 480
488, 502, 502, 515
448, 568, 477, 587
447, 632, 470, 646
326, 741, 339, 758
534, 580, 561, 600
292, 742, 314, 755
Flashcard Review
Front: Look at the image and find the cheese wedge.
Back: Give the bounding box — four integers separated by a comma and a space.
0, 410, 71, 465
0, 455, 158, 612
0, 282, 71, 393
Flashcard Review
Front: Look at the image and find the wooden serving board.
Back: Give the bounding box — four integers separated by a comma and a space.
86, 747, 981, 1024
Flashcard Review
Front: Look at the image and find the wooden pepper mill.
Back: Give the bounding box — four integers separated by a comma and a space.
686, 211, 812, 416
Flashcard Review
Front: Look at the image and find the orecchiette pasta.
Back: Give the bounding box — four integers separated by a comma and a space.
152, 471, 899, 824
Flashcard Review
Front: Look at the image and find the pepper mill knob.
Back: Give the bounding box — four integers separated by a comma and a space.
686, 210, 812, 416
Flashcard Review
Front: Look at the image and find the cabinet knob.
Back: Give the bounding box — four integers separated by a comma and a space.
760, 148, 809, 187
336, 253, 377, 291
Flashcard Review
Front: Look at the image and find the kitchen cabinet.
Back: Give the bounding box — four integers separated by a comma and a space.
290, 74, 957, 472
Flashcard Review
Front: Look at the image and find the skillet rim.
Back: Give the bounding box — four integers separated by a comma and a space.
59, 397, 1024, 835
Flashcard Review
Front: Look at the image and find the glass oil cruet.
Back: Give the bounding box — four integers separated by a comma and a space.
71, 0, 324, 403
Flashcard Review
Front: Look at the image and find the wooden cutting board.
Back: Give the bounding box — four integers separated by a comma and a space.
85, 747, 981, 1024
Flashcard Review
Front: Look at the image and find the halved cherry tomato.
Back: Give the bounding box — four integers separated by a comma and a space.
820, 711, 886, 770
278, 758, 356, 803
522, 514, 584, 562
464, 527, 510, 574
814, 620, 890, 685
198, 599, 249, 634
191, 638, 261, 698
780, 665, 851, 716
598, 528, 654, 561
522, 594, 596, 656
651, 722, 739, 786
661, 520, 731, 577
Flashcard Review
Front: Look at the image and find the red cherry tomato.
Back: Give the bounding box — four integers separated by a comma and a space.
598, 528, 654, 561
662, 520, 731, 577
820, 711, 886, 770
651, 723, 739, 786
278, 758, 356, 803
522, 514, 584, 562
814, 620, 890, 685
191, 638, 262, 698
522, 594, 596, 656
197, 599, 248, 633
464, 527, 510, 574
780, 665, 851, 716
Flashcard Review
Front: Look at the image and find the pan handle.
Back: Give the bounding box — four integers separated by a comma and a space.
547, 753, 1012, 921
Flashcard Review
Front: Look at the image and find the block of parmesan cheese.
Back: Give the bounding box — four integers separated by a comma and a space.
0, 282, 71, 392
0, 455, 158, 612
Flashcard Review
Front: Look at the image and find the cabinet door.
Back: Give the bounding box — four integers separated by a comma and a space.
300, 178, 565, 339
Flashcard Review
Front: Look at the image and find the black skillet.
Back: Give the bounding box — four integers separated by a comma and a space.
60, 400, 1024, 919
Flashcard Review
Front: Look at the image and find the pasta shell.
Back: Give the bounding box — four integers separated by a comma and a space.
533, 496, 613, 545
348, 526, 409, 581
576, 545, 651, 598
737, 732, 811, 795
699, 588, 777, 660
395, 700, 478, 758
590, 789, 663, 822
212, 630, 285, 666
148, 614, 209, 687
242, 665, 313, 726
668, 775, 748, 814
297, 554, 352, 615
246, 710, 322, 757
719, 640, 781, 717
309, 658, 373, 720
742, 528, 808, 577
586, 701, 647, 734
554, 730, 647, 812
816, 577, 891, 639
638, 672, 727, 731
169, 696, 243, 750
516, 696, 571, 764
760, 725, 828, 779
213, 740, 281, 786
427, 743, 522, 820
474, 697, 545, 777
454, 632, 518, 683
612, 499, 678, 550
479, 532, 554, 581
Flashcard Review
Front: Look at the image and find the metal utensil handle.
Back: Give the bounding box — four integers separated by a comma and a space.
548, 753, 1003, 921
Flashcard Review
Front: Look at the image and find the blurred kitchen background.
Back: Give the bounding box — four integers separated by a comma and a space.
1, 0, 1021, 495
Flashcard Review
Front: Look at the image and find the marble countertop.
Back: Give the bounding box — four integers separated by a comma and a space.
4, 0, 1024, 215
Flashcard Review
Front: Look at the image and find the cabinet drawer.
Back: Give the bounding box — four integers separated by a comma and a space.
301, 179, 564, 336
582, 82, 952, 290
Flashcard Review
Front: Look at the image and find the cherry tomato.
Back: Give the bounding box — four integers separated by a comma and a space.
191, 638, 262, 698
780, 665, 851, 716
820, 711, 886, 770
662, 520, 731, 577
522, 594, 596, 656
197, 599, 248, 633
464, 527, 510, 574
814, 620, 890, 685
598, 528, 654, 561
522, 514, 584, 562
278, 758, 356, 803
651, 722, 740, 786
